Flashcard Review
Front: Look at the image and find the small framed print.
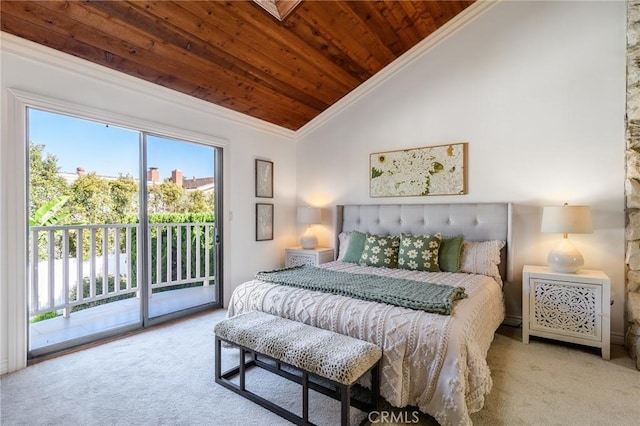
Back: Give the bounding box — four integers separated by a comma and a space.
255, 159, 274, 198
256, 203, 274, 241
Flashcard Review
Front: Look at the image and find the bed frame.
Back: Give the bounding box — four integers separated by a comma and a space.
335, 203, 514, 284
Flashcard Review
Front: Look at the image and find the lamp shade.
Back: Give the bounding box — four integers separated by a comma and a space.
541, 205, 593, 234
297, 207, 321, 225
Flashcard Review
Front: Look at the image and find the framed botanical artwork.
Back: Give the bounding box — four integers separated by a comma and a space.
255, 159, 274, 198
369, 142, 468, 197
256, 203, 274, 241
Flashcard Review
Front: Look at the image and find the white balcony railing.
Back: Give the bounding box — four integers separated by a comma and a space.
29, 222, 216, 318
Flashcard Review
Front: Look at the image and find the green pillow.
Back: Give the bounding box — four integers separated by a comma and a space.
439, 235, 464, 272
359, 234, 400, 268
342, 231, 367, 263
397, 233, 442, 272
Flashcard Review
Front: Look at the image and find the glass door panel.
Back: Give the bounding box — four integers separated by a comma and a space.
144, 135, 218, 320
27, 108, 141, 355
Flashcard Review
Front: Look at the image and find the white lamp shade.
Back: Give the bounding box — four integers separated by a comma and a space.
297, 207, 321, 225
541, 205, 593, 234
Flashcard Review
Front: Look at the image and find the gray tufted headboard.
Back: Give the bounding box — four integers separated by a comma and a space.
335, 203, 513, 284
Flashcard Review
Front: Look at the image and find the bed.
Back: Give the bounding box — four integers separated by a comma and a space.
228, 203, 513, 426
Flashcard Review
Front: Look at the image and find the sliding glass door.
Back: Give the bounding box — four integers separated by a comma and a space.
26, 108, 222, 357
144, 135, 219, 322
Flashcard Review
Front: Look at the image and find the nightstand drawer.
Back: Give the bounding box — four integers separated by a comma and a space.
529, 278, 602, 341
285, 247, 334, 267
287, 253, 318, 267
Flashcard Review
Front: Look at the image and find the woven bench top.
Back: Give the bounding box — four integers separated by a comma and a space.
214, 311, 382, 385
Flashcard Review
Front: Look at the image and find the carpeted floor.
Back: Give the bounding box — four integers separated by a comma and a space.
1, 309, 639, 425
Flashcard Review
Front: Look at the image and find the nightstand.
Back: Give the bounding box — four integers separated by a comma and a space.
522, 265, 610, 360
285, 247, 334, 267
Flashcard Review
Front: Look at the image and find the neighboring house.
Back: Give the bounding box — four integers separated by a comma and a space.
172, 169, 215, 197
0, 1, 628, 376
60, 166, 213, 192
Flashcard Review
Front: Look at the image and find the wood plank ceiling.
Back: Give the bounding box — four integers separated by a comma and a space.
1, 1, 475, 131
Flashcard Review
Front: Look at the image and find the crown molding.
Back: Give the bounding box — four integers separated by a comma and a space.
0, 32, 297, 140
295, 0, 499, 139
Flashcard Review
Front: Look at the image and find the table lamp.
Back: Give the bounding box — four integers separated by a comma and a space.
297, 207, 321, 249
541, 204, 593, 273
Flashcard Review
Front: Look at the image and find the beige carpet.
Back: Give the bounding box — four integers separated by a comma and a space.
1, 309, 639, 425
470, 326, 639, 426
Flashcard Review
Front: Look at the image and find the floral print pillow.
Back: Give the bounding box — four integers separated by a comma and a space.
359, 234, 400, 268
397, 233, 442, 272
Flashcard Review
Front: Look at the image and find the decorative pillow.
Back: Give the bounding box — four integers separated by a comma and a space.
397, 233, 442, 272
342, 230, 367, 263
359, 234, 400, 268
460, 240, 506, 284
438, 236, 464, 273
337, 232, 350, 261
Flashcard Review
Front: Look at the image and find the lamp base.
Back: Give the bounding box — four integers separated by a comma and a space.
547, 238, 584, 273
300, 227, 318, 250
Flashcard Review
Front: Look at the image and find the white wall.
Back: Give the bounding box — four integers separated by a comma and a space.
0, 34, 298, 373
296, 1, 627, 337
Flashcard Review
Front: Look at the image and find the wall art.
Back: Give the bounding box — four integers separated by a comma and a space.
370, 143, 467, 197
255, 159, 273, 198
256, 203, 274, 241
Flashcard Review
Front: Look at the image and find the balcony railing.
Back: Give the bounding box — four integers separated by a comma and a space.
29, 222, 216, 318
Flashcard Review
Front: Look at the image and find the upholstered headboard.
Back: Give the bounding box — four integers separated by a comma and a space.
335, 203, 513, 284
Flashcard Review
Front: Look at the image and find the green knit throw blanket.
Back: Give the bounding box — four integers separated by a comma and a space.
255, 265, 467, 315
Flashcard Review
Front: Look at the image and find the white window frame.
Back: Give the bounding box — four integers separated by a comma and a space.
1, 89, 229, 373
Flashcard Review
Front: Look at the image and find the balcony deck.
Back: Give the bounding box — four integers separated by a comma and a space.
30, 286, 217, 351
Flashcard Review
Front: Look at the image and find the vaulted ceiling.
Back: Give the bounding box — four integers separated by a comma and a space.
1, 1, 475, 131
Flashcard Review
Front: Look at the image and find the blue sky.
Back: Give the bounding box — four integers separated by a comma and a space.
28, 108, 215, 180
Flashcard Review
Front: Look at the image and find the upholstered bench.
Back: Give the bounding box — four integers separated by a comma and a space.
214, 311, 382, 426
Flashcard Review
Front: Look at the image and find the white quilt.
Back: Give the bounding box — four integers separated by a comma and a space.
227, 261, 505, 426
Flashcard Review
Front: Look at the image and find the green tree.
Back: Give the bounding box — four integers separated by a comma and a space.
159, 179, 185, 213
147, 180, 186, 214
68, 172, 110, 224
109, 175, 138, 220
186, 190, 210, 213
147, 184, 164, 214
28, 142, 69, 217
206, 192, 215, 212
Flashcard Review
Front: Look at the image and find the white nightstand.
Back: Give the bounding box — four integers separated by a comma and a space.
522, 265, 610, 360
285, 247, 334, 267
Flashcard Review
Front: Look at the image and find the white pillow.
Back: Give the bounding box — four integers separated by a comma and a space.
460, 240, 505, 285
337, 232, 350, 261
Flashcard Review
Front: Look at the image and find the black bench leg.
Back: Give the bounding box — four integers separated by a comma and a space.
239, 348, 246, 391
341, 385, 350, 426
215, 337, 221, 380
371, 363, 380, 411
302, 371, 309, 423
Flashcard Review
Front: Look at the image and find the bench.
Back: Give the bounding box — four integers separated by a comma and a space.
214, 311, 382, 426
